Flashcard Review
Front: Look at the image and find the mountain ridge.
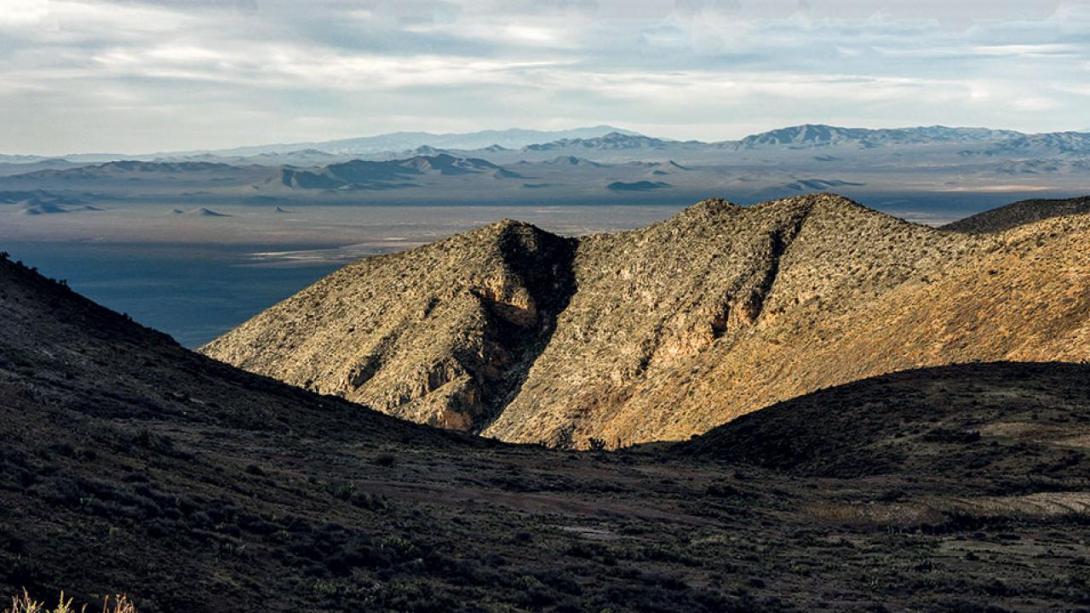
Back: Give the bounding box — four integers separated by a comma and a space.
206, 193, 1090, 446
3, 125, 1087, 208
205, 192, 1090, 446
7, 123, 1089, 164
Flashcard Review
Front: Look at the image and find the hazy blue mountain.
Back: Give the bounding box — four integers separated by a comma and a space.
274, 154, 511, 190
606, 180, 672, 191
12, 160, 241, 180
12, 124, 1090, 168
0, 190, 103, 216
968, 132, 1090, 156
194, 125, 639, 158
2, 125, 1087, 212
536, 155, 603, 167
0, 154, 51, 164
0, 190, 87, 206
731, 125, 1021, 149
19, 202, 103, 215
190, 207, 230, 217
526, 132, 677, 151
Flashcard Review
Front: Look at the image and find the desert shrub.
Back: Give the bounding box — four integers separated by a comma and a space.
587, 437, 608, 452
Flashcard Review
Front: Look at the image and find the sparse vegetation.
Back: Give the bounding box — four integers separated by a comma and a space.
587, 437, 608, 452
4, 591, 135, 613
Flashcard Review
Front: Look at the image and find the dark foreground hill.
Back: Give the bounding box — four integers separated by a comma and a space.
683, 362, 1090, 480
4, 253, 1090, 610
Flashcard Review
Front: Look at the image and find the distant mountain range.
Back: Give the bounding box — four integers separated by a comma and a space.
6, 124, 1090, 164
143, 125, 1090, 166
1, 124, 1088, 210
161, 125, 642, 159
276, 154, 516, 191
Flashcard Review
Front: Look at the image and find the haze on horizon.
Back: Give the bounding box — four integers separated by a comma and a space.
2, 0, 1089, 155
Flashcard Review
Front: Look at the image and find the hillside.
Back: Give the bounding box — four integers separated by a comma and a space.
942, 195, 1090, 233
206, 193, 1090, 447
482, 195, 986, 445
275, 155, 513, 191
0, 252, 770, 611
202, 221, 577, 429
681, 361, 1090, 480
7, 252, 1090, 610
202, 194, 984, 444
548, 203, 1090, 445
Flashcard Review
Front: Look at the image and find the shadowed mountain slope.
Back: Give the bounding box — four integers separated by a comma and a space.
7, 253, 1090, 610
680, 361, 1090, 480
942, 195, 1090, 233
205, 193, 1090, 447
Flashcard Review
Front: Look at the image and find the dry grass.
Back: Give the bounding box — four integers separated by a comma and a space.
5, 591, 135, 613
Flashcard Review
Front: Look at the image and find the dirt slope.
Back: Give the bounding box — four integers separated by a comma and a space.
572, 210, 1090, 444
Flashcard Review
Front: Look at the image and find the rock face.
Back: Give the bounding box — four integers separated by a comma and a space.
203, 192, 1090, 446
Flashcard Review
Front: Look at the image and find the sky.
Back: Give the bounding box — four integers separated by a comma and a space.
2, 0, 1089, 155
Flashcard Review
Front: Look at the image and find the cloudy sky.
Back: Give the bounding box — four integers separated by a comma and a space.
3, 0, 1089, 154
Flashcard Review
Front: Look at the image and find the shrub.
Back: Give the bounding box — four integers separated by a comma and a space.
5, 590, 136, 613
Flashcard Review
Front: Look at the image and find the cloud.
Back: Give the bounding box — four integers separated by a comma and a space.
0, 0, 49, 27
0, 0, 1088, 153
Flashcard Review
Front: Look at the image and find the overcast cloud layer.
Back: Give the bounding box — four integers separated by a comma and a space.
2, 0, 1089, 154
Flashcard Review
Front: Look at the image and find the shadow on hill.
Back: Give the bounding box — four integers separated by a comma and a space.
678, 361, 1090, 484
473, 223, 578, 433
